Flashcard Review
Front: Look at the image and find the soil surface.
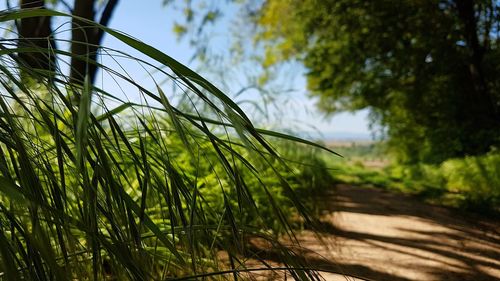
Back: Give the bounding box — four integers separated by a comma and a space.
254, 184, 500, 280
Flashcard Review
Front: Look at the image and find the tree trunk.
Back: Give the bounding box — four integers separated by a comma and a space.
70, 0, 97, 84
454, 0, 493, 106
453, 0, 500, 155
18, 0, 55, 74
70, 0, 119, 85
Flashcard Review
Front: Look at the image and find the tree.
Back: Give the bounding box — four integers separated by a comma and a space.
17, 0, 119, 85
251, 0, 500, 163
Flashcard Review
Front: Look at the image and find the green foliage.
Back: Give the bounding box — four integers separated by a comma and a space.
328, 143, 500, 213
0, 8, 335, 280
412, 151, 500, 212
254, 0, 500, 163
162, 129, 334, 233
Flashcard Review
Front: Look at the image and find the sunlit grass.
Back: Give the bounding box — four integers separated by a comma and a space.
0, 8, 337, 280
327, 142, 500, 214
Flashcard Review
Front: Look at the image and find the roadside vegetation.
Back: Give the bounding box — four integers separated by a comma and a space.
328, 141, 500, 214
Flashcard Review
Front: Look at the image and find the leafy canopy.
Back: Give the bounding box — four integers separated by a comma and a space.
251, 0, 500, 163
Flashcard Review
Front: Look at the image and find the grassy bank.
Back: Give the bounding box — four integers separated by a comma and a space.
325, 141, 500, 215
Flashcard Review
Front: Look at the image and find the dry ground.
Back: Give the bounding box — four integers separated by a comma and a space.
250, 184, 500, 280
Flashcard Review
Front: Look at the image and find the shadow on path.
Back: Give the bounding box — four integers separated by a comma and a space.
251, 184, 500, 280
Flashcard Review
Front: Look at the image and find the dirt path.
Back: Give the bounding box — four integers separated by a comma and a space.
258, 184, 500, 280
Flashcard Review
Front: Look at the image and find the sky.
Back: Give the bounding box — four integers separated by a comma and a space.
5, 0, 373, 140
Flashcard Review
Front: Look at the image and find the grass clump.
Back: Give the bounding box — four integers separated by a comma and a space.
0, 8, 335, 280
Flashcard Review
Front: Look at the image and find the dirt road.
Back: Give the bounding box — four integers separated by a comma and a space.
255, 184, 500, 280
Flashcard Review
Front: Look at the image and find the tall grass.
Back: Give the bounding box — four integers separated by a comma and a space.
0, 8, 335, 280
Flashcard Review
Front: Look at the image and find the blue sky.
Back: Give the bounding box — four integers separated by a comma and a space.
5, 0, 373, 139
